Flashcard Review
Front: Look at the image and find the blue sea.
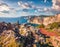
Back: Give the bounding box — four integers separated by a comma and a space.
0, 17, 28, 24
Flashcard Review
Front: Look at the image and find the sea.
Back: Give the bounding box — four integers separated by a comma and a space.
0, 17, 28, 24
0, 17, 39, 27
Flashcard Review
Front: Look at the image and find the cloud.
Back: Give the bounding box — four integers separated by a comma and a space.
0, 0, 60, 18
19, 11, 29, 16
0, 3, 10, 11
0, 12, 19, 18
17, 1, 55, 15
44, 0, 47, 3
0, 11, 9, 13
0, 3, 20, 17
47, 0, 60, 14
17, 1, 50, 13
52, 0, 60, 10
37, 7, 48, 12
56, 0, 60, 6
0, 2, 33, 17
17, 1, 37, 12
18, 1, 32, 9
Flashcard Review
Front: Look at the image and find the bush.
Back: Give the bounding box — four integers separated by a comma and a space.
50, 22, 59, 29
37, 24, 45, 28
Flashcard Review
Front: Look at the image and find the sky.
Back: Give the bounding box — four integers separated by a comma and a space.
0, 0, 60, 17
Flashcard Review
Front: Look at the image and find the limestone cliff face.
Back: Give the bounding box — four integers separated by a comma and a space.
43, 14, 60, 25
28, 14, 60, 25
28, 16, 42, 24
55, 14, 60, 22
43, 16, 56, 25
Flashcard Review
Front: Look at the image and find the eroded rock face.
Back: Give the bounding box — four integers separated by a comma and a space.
28, 14, 60, 26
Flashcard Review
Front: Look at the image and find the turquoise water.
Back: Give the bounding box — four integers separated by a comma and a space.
25, 23, 39, 27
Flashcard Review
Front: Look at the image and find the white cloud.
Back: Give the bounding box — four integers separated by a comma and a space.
17, 1, 50, 14
18, 1, 31, 9
0, 11, 20, 18
0, 5, 10, 11
0, 3, 10, 11
45, 0, 60, 14
0, 3, 20, 17
0, 0, 60, 18
52, 0, 60, 10
37, 7, 48, 12
19, 11, 29, 16
44, 8, 47, 11
44, 0, 47, 3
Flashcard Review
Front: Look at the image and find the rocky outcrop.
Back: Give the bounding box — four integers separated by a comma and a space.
28, 14, 60, 26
